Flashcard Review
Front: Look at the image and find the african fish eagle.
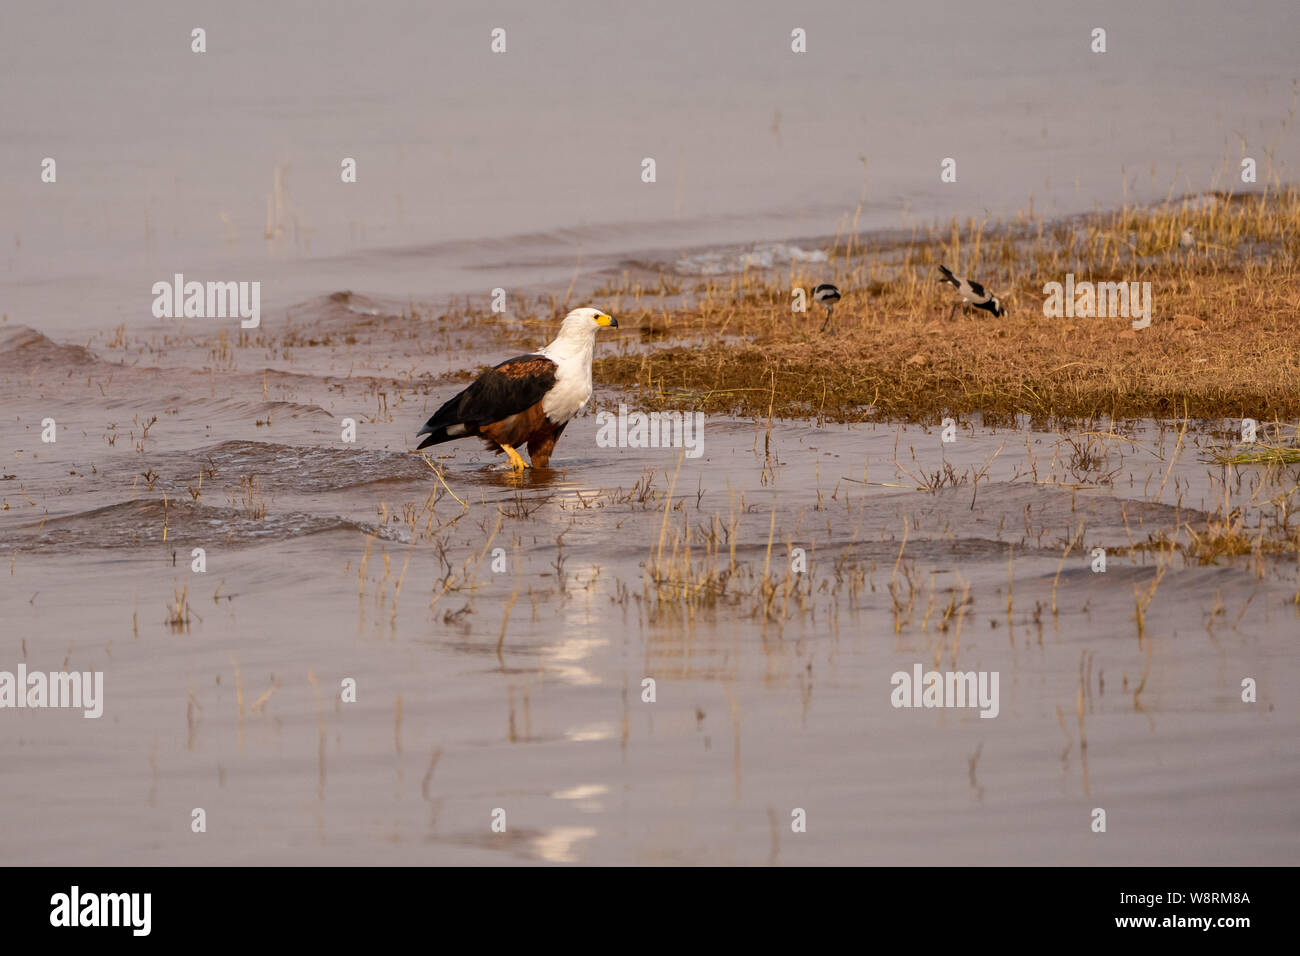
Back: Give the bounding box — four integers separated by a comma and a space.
414, 307, 618, 470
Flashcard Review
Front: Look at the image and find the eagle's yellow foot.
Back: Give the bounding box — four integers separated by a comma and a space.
500, 443, 529, 471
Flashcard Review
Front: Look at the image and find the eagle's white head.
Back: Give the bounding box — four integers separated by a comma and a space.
560, 307, 618, 334
542, 307, 618, 360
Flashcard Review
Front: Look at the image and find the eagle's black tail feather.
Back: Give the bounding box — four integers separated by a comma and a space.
415, 427, 455, 450
414, 390, 472, 450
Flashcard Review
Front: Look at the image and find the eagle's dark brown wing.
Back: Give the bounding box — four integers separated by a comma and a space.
416, 354, 557, 449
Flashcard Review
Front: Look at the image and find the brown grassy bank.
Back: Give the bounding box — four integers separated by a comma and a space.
593, 189, 1300, 425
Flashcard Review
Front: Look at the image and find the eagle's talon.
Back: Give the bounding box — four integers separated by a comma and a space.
500, 443, 529, 471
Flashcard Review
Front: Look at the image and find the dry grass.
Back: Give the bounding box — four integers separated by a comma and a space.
591, 188, 1300, 424
1216, 443, 1300, 466
229, 474, 268, 520
165, 585, 192, 633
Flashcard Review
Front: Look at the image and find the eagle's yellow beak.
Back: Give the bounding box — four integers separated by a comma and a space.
595, 313, 618, 328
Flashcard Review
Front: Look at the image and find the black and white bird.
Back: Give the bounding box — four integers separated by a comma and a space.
812, 283, 841, 332
937, 265, 1006, 319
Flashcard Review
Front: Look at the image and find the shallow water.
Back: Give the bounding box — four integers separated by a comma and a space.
2, 303, 1297, 865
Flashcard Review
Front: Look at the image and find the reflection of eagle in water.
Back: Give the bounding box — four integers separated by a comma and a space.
415, 307, 618, 470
